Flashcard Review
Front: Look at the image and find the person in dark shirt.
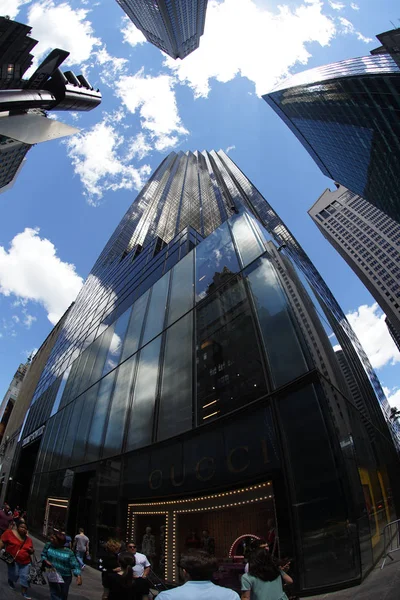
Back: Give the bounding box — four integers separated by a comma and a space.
103, 551, 150, 600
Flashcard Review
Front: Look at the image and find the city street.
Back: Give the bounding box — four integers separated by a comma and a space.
0, 535, 103, 600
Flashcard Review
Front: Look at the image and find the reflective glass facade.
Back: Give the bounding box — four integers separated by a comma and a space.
16, 151, 400, 595
116, 0, 208, 59
263, 54, 400, 223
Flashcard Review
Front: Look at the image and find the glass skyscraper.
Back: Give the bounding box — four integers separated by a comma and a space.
309, 184, 400, 343
263, 54, 400, 223
11, 151, 400, 595
116, 0, 208, 59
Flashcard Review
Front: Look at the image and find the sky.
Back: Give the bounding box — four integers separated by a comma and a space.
0, 0, 400, 408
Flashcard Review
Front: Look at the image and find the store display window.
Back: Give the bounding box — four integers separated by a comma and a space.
43, 497, 68, 537
127, 481, 277, 589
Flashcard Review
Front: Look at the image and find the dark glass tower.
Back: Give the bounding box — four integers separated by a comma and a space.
116, 0, 208, 59
263, 54, 400, 223
14, 151, 400, 594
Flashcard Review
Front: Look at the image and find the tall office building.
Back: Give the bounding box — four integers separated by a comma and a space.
386, 317, 400, 353
309, 184, 400, 338
263, 54, 400, 223
116, 0, 208, 59
0, 362, 29, 444
0, 17, 37, 88
0, 136, 30, 192
11, 151, 400, 594
371, 27, 400, 68
0, 18, 102, 193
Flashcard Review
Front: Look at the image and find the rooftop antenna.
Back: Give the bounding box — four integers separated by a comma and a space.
389, 20, 397, 29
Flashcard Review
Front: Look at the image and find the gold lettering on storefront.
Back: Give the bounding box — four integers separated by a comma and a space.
149, 469, 163, 490
227, 446, 249, 473
170, 465, 185, 487
195, 457, 215, 481
147, 438, 271, 491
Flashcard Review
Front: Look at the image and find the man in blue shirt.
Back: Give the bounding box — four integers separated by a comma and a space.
157, 551, 239, 599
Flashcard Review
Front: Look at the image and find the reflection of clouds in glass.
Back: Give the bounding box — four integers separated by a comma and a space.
109, 332, 122, 356
213, 248, 222, 266
254, 257, 277, 288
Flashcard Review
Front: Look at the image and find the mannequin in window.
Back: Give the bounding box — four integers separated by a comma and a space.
142, 527, 156, 564
201, 529, 215, 555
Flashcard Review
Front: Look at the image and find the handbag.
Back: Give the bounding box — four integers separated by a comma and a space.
28, 554, 47, 585
45, 567, 65, 584
0, 536, 27, 564
0, 549, 15, 564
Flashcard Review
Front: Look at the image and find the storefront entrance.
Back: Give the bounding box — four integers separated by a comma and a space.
127, 481, 276, 589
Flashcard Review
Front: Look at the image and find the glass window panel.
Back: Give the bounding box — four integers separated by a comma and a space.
141, 272, 170, 346
229, 212, 264, 268
103, 355, 137, 458
195, 223, 239, 302
126, 337, 161, 452
196, 276, 267, 423
157, 314, 193, 441
89, 326, 115, 386
167, 252, 194, 326
49, 405, 71, 471
61, 397, 84, 468
86, 371, 117, 462
50, 366, 72, 417
246, 256, 308, 388
120, 290, 149, 362
71, 384, 99, 464
101, 308, 132, 377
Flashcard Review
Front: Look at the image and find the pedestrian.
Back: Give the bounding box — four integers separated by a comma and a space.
62, 531, 72, 550
99, 539, 122, 600
126, 541, 150, 578
157, 550, 240, 599
240, 547, 293, 600
41, 531, 82, 600
73, 527, 89, 569
0, 502, 14, 535
103, 551, 150, 600
0, 520, 34, 599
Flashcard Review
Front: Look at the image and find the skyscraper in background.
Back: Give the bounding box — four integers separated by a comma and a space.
10, 151, 400, 594
116, 0, 208, 59
263, 54, 400, 223
0, 17, 102, 193
371, 27, 400, 68
309, 184, 400, 340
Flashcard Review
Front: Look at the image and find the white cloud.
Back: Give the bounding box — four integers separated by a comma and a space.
383, 386, 400, 409
225, 145, 236, 154
164, 0, 336, 97
127, 133, 152, 161
12, 315, 20, 323
350, 2, 359, 10
121, 16, 147, 47
329, 1, 344, 10
95, 47, 127, 84
27, 0, 101, 65
2, 0, 31, 19
0, 228, 83, 325
115, 69, 188, 152
338, 17, 372, 43
346, 303, 400, 370
65, 116, 152, 203
22, 310, 37, 329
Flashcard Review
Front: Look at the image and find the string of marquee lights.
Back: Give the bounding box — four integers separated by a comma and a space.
127, 482, 271, 508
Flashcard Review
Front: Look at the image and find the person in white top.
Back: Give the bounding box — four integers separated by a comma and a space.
157, 551, 239, 599
126, 541, 151, 577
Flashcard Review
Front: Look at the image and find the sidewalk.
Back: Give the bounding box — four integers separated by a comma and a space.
305, 552, 400, 600
1, 534, 104, 600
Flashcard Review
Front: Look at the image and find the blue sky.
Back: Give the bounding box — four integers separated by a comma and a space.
1, 0, 399, 406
